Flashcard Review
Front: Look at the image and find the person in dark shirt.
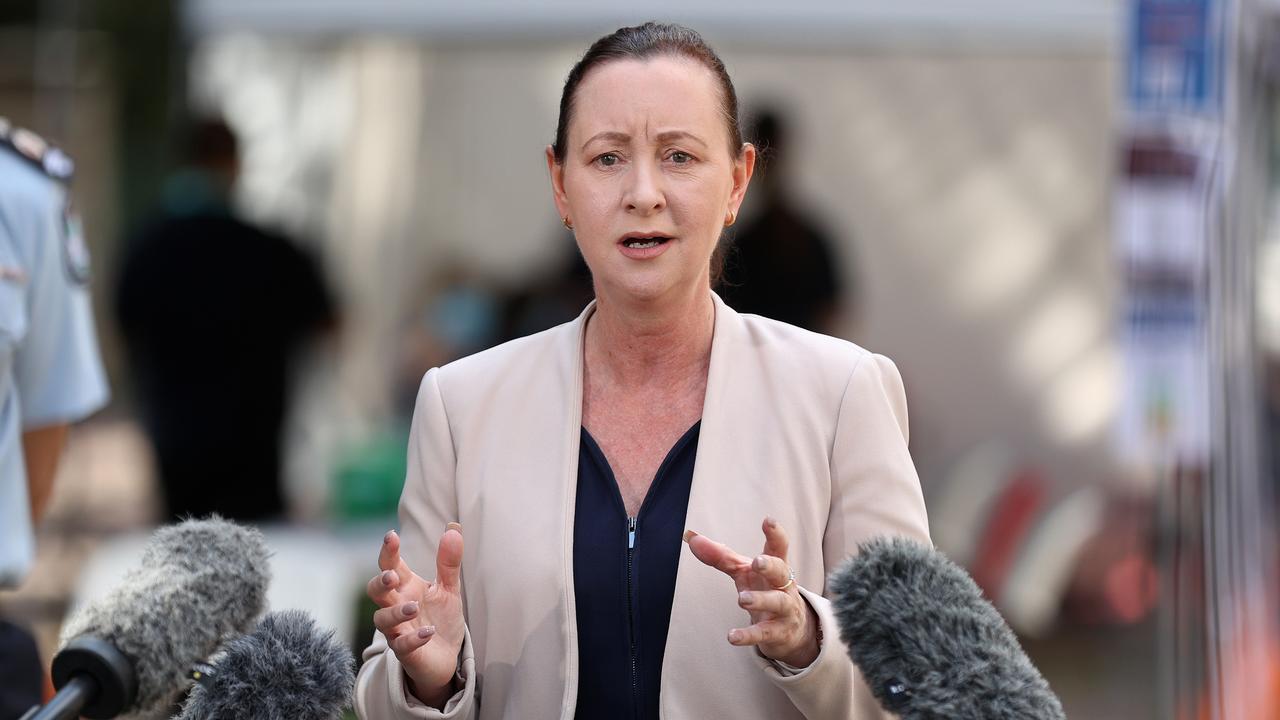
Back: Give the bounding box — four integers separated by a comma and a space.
116, 118, 335, 522
720, 109, 847, 334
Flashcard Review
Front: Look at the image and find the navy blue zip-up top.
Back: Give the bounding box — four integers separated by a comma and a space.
573, 422, 700, 720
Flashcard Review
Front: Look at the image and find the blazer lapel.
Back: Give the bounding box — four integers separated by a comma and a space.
680, 292, 747, 551
556, 299, 593, 720
661, 294, 772, 714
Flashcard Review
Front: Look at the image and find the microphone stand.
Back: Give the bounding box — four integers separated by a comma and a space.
19, 636, 136, 720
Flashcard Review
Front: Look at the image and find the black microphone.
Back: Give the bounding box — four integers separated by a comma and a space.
173, 609, 355, 720
25, 517, 270, 720
828, 536, 1065, 719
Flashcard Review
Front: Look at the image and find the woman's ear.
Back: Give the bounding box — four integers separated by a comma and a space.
546, 145, 570, 219
729, 142, 757, 211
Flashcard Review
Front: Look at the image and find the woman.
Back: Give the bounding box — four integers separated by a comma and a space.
356, 23, 929, 720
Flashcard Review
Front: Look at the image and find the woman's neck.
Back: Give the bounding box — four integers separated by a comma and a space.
584, 286, 715, 392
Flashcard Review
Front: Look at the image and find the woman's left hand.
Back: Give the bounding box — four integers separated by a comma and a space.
685, 517, 820, 668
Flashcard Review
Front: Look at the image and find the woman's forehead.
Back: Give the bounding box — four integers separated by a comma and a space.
569, 56, 727, 147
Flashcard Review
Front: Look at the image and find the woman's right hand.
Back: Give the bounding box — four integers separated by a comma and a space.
367, 524, 466, 707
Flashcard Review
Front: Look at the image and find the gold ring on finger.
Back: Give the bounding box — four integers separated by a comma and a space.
773, 567, 796, 591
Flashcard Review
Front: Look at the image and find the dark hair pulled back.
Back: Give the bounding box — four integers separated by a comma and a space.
551, 22, 744, 164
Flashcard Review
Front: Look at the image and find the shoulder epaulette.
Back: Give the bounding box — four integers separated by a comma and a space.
0, 117, 75, 184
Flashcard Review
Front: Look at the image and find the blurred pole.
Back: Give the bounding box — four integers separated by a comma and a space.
1209, 1, 1280, 719
33, 0, 76, 139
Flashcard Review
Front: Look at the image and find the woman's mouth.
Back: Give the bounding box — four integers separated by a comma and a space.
621, 236, 672, 249
617, 234, 674, 259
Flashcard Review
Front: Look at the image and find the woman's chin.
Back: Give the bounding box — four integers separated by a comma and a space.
600, 273, 692, 307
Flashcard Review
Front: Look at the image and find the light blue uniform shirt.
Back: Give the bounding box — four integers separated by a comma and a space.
0, 148, 108, 587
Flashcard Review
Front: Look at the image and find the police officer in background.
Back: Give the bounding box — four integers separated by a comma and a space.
0, 118, 109, 717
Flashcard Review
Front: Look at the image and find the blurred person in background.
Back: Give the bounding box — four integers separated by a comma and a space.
499, 247, 595, 341
0, 119, 109, 718
115, 117, 336, 523
356, 23, 928, 720
718, 108, 848, 335
396, 269, 504, 419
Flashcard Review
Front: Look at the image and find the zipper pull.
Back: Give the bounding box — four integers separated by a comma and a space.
628, 516, 637, 549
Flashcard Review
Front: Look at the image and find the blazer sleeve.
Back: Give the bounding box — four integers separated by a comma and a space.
354, 368, 479, 720
758, 352, 931, 719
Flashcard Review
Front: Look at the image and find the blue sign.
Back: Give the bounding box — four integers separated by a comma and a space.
1127, 0, 1224, 116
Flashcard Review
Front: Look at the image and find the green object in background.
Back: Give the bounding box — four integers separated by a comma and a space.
352, 589, 379, 672
333, 428, 409, 521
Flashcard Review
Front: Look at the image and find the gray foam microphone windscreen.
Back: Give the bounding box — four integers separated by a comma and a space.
58, 516, 270, 717
174, 609, 355, 720
828, 536, 1065, 720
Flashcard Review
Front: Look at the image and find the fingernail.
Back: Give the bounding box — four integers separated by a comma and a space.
765, 516, 777, 528
683, 530, 698, 543
728, 630, 743, 644
447, 522, 462, 533
418, 626, 435, 639
384, 530, 394, 544
754, 556, 768, 570
738, 591, 752, 605
404, 602, 419, 615
382, 570, 396, 585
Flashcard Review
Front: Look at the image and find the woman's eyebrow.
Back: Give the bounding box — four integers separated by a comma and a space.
580, 130, 709, 152
654, 130, 707, 148
581, 131, 630, 152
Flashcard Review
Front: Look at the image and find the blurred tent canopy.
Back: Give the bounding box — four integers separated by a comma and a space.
184, 0, 1121, 45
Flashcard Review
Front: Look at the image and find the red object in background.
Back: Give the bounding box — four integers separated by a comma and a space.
970, 470, 1048, 601
1103, 551, 1160, 624
1061, 494, 1163, 628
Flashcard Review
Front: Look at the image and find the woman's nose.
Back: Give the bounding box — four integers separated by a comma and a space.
624, 160, 666, 215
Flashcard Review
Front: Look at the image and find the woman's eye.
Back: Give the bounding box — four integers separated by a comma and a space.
596, 153, 619, 167
670, 151, 692, 164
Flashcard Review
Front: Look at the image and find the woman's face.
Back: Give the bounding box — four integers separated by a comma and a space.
547, 56, 755, 307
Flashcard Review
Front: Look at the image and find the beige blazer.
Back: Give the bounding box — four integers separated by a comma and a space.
355, 293, 931, 720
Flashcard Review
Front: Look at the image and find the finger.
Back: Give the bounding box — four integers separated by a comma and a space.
685, 530, 752, 579
379, 530, 402, 572
391, 625, 436, 657
750, 554, 792, 591
382, 528, 441, 585
728, 620, 782, 648
738, 589, 794, 617
761, 516, 789, 562
435, 525, 464, 592
367, 569, 402, 607
372, 601, 420, 634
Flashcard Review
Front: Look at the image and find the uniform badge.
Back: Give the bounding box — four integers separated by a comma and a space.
63, 205, 91, 285
11, 127, 48, 161
0, 117, 76, 183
